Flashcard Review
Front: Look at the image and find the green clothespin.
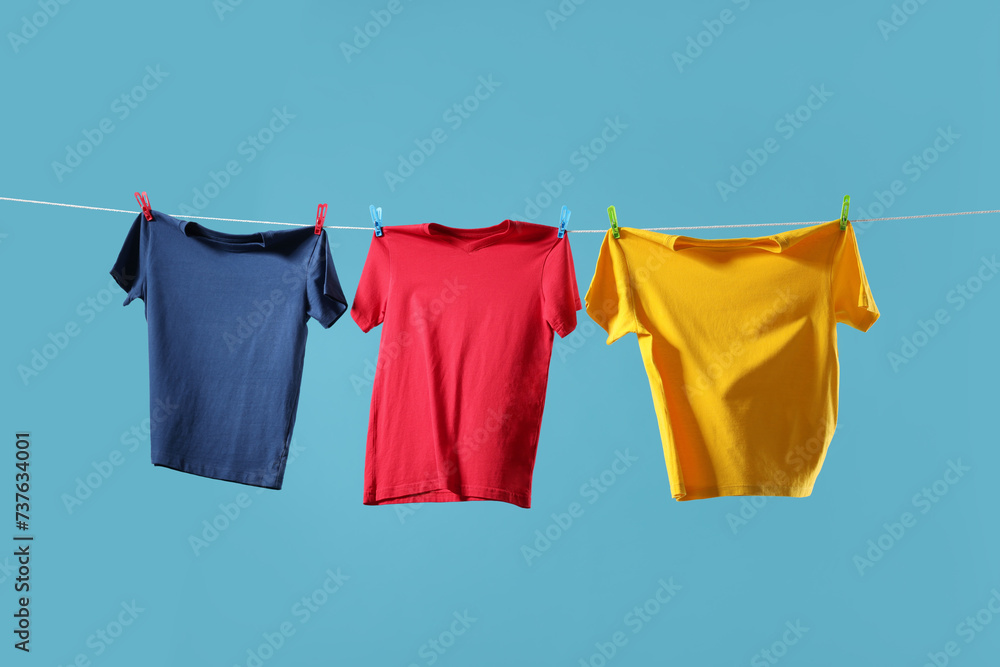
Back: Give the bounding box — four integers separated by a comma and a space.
608, 205, 620, 239
840, 195, 850, 231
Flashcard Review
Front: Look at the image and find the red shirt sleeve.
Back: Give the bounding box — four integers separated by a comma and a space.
541, 234, 582, 338
352, 232, 391, 332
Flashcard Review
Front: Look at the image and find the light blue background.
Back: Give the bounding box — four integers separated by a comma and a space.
2, 1, 999, 665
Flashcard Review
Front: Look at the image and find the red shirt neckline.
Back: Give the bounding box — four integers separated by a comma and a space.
423, 219, 516, 253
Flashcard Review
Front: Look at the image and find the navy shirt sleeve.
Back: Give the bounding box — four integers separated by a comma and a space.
110, 214, 146, 305
306, 230, 348, 328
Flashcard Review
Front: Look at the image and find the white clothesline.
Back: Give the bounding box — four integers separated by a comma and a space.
1, 196, 998, 233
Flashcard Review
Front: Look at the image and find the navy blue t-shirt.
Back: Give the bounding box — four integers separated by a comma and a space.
111, 210, 347, 489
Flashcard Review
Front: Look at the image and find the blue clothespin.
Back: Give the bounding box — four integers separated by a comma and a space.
558, 205, 571, 238
370, 204, 383, 237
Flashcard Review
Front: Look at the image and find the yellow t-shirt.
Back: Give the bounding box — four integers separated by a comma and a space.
585, 220, 878, 501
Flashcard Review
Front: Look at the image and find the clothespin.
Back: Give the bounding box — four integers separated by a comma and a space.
840, 195, 850, 231
608, 205, 620, 239
135, 192, 152, 221
314, 203, 327, 235
558, 205, 571, 238
370, 204, 383, 237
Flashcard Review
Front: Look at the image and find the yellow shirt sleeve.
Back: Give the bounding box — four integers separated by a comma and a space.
584, 231, 638, 343
832, 222, 880, 332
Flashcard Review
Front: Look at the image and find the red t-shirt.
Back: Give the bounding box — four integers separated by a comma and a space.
351, 219, 581, 508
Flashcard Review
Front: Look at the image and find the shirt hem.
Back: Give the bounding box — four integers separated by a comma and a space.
152, 457, 282, 490
674, 484, 814, 501
365, 481, 531, 508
